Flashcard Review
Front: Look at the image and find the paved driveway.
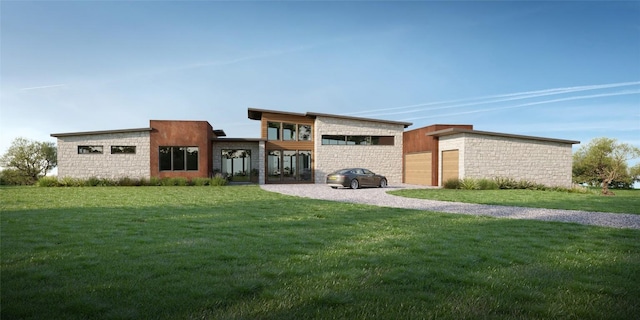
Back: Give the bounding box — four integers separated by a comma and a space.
261, 184, 640, 229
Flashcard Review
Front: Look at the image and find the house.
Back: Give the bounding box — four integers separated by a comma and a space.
51, 108, 579, 187
51, 108, 411, 185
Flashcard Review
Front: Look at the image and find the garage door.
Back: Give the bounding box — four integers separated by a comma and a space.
405, 152, 432, 185
441, 150, 459, 184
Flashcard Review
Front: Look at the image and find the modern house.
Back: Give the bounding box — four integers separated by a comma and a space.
51, 108, 579, 187
404, 125, 579, 187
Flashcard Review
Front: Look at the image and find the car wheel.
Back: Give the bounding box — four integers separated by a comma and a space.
350, 179, 359, 189
379, 178, 387, 188
331, 186, 338, 189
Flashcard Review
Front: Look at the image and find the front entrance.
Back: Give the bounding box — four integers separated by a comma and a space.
221, 149, 253, 182
267, 150, 312, 183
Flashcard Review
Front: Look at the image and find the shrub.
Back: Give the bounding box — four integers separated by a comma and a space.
494, 177, 518, 189
37, 176, 59, 187
59, 176, 82, 187
117, 177, 138, 186
517, 179, 536, 190
192, 178, 211, 186
459, 178, 479, 190
84, 177, 104, 187
210, 174, 228, 186
148, 177, 162, 186
0, 169, 34, 185
477, 178, 499, 190
443, 178, 460, 189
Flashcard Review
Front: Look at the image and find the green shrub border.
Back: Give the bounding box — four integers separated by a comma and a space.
36, 175, 228, 187
443, 177, 590, 193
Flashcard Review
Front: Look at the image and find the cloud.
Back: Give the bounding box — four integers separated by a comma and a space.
345, 81, 640, 118
19, 84, 66, 91
399, 89, 640, 121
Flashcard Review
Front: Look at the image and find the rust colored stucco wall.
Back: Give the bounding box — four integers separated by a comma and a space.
403, 124, 473, 186
149, 120, 214, 179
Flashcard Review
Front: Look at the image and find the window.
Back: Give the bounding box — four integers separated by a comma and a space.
267, 121, 312, 141
321, 135, 346, 145
78, 145, 103, 154
111, 146, 136, 154
267, 122, 281, 140
321, 135, 394, 146
222, 149, 251, 182
283, 123, 297, 141
267, 149, 312, 182
298, 124, 312, 141
159, 146, 198, 171
371, 136, 394, 145
347, 136, 369, 145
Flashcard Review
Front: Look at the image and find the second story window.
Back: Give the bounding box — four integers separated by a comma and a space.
268, 121, 312, 141
268, 122, 280, 140
283, 123, 296, 141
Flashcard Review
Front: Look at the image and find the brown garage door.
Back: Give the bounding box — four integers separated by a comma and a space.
405, 152, 432, 185
441, 150, 459, 184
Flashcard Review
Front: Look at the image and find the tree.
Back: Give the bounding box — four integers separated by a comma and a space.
0, 137, 57, 184
573, 137, 640, 195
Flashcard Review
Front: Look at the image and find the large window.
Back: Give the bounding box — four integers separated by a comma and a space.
268, 149, 312, 182
159, 146, 198, 171
321, 135, 394, 146
222, 149, 251, 182
111, 146, 136, 154
267, 121, 312, 141
78, 145, 103, 154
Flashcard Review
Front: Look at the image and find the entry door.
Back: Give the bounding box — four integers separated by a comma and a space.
441, 150, 459, 185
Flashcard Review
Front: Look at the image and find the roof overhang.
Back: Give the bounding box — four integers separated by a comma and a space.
426, 128, 580, 144
51, 127, 153, 138
247, 108, 412, 128
212, 137, 265, 142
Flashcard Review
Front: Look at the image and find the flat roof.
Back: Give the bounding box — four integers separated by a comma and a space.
212, 137, 265, 142
426, 128, 580, 144
51, 127, 153, 138
248, 108, 413, 128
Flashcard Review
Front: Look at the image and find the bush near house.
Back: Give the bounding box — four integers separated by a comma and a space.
0, 168, 34, 186
35, 176, 228, 187
444, 177, 588, 193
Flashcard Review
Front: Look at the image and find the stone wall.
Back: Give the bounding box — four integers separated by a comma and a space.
56, 131, 150, 179
438, 133, 574, 187
314, 116, 405, 185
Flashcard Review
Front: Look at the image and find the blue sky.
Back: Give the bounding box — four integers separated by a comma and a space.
1, 1, 639, 165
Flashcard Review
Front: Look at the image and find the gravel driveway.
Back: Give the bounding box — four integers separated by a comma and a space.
261, 184, 640, 229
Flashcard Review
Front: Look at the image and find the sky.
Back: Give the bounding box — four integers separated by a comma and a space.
1, 1, 639, 168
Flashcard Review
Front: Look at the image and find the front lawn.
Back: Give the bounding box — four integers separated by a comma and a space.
2, 186, 639, 319
389, 188, 640, 214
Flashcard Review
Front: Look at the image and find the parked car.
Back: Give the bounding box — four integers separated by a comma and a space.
326, 168, 387, 189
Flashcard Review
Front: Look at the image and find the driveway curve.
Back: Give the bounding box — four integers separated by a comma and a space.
260, 184, 640, 230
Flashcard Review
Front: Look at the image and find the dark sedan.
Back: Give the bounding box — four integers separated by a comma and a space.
326, 168, 388, 189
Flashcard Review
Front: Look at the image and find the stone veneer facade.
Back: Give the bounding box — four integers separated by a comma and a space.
56, 131, 151, 179
313, 116, 405, 185
438, 133, 574, 187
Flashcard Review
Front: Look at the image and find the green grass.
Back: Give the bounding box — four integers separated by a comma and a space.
2, 186, 640, 319
389, 188, 640, 214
